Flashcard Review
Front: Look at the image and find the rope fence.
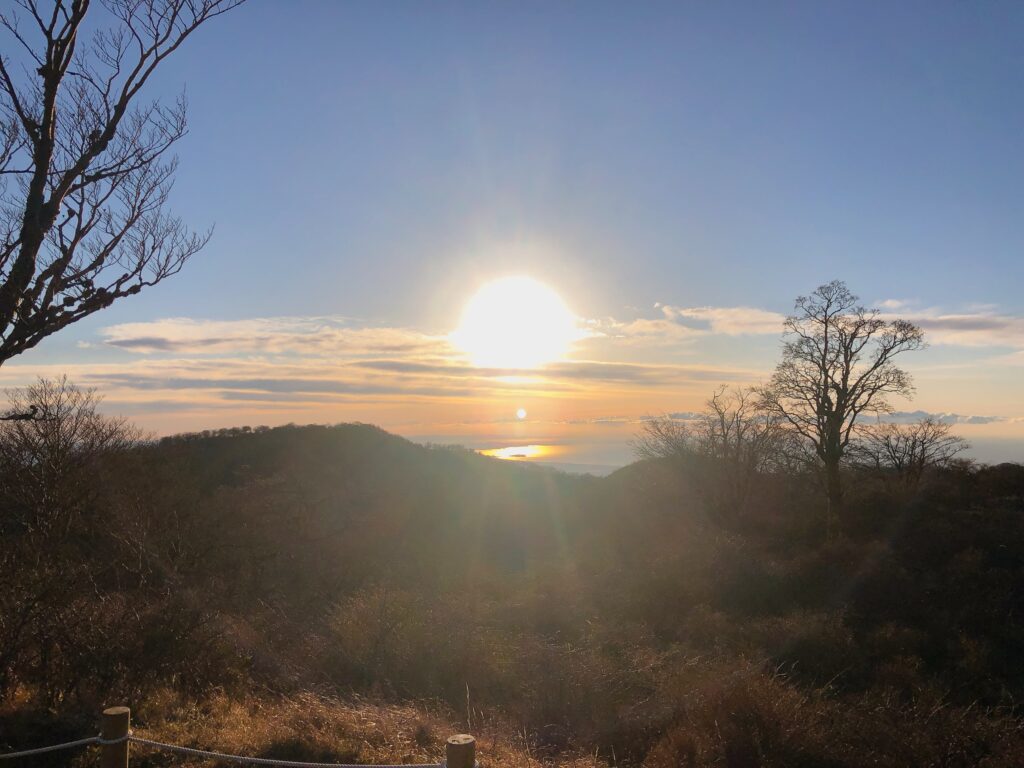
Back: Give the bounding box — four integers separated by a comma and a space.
0, 735, 105, 760
0, 707, 476, 768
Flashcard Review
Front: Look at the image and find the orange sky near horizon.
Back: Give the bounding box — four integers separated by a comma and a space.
2, 276, 1022, 469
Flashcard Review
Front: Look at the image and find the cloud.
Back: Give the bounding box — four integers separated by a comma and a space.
8, 304, 1019, 440
546, 360, 754, 384
658, 305, 786, 335
552, 416, 637, 425
877, 298, 916, 311
590, 303, 785, 349
104, 303, 1024, 372
573, 409, 1011, 427
910, 312, 1024, 349
591, 315, 703, 346
881, 410, 1005, 425
100, 316, 446, 357
666, 411, 705, 421
604, 300, 1024, 351
94, 299, 1024, 364
0, 317, 762, 429
992, 349, 1024, 367
92, 371, 475, 399
860, 303, 1024, 351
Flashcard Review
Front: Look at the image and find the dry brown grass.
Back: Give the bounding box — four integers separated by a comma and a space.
642, 665, 1024, 768
67, 689, 604, 768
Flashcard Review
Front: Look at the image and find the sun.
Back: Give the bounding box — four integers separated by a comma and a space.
451, 276, 581, 368
516, 408, 527, 420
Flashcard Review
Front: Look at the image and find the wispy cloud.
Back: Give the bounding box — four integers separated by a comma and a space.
588, 303, 785, 349
868, 300, 1024, 351
1, 310, 762, 429
100, 302, 1022, 372
910, 312, 1024, 350
881, 410, 1006, 425
600, 300, 1024, 352
658, 305, 786, 335
100, 316, 447, 357
5, 301, 1021, 442
666, 411, 706, 420
876, 298, 917, 311
82, 315, 762, 400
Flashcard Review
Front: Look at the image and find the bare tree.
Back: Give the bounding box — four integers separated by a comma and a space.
760, 281, 925, 533
695, 387, 788, 467
850, 416, 969, 490
634, 386, 793, 521
0, 375, 142, 533
632, 413, 693, 462
694, 386, 795, 515
0, 376, 143, 699
0, 0, 244, 365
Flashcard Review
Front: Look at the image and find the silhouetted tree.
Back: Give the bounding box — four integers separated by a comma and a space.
851, 416, 969, 490
760, 281, 924, 534
634, 386, 792, 521
632, 414, 693, 462
0, 0, 244, 365
692, 386, 792, 519
0, 376, 143, 700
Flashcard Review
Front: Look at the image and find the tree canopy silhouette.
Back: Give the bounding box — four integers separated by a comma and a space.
760, 280, 924, 530
851, 416, 969, 490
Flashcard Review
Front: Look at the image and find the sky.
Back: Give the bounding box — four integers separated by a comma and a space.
3, 1, 1024, 470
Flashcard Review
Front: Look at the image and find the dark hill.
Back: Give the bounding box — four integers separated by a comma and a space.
3, 421, 1024, 765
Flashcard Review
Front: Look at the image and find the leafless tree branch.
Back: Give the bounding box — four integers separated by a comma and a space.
758, 280, 925, 527
0, 0, 245, 365
849, 416, 969, 490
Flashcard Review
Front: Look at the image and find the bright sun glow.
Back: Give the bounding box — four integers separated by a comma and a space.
480, 444, 552, 460
451, 276, 581, 368
516, 408, 527, 420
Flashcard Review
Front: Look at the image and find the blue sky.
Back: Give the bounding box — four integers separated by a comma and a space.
7, 1, 1024, 467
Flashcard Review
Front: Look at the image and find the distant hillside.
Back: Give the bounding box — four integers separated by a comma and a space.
3, 419, 1024, 766
152, 423, 604, 578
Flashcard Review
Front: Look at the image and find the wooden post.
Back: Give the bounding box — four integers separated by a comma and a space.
446, 734, 475, 768
101, 706, 130, 768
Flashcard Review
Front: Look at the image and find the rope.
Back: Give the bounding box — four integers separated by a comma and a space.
0, 731, 449, 767
98, 734, 132, 745
127, 737, 444, 768
0, 735, 99, 759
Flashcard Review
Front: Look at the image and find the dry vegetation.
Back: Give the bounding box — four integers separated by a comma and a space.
2, 379, 1024, 767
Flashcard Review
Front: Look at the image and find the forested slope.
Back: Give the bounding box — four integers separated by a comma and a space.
3, 404, 1024, 766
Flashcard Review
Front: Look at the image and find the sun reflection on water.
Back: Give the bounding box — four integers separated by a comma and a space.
480, 444, 556, 461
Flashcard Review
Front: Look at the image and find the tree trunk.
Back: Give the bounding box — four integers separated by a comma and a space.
824, 457, 843, 539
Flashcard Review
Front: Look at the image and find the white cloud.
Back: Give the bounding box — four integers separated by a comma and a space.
592, 315, 703, 345
100, 316, 447, 357
590, 303, 785, 348
882, 410, 1006, 425
659, 305, 786, 335
109, 305, 1020, 360
876, 298, 916, 311
907, 311, 1024, 349
5, 301, 1019, 437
